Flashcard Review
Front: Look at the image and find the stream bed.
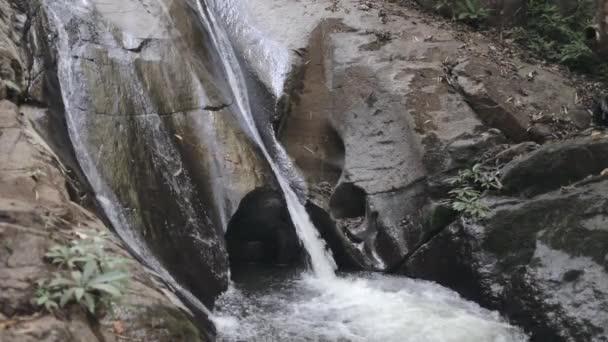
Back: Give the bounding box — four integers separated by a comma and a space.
213, 265, 528, 342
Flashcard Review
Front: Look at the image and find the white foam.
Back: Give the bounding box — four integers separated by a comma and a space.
215, 272, 528, 342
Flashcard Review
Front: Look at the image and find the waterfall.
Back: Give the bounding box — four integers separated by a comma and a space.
194, 1, 338, 278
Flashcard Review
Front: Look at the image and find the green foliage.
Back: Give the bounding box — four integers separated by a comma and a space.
448, 163, 503, 190
34, 232, 130, 315
511, 0, 603, 73
449, 187, 489, 218
455, 0, 491, 25
447, 163, 502, 219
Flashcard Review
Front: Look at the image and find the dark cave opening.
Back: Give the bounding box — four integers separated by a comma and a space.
329, 182, 367, 219
225, 187, 303, 269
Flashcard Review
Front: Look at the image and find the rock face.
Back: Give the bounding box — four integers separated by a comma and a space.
0, 0, 24, 101
590, 0, 608, 58
32, 0, 284, 308
403, 137, 608, 342
0, 99, 209, 341
3, 0, 281, 339
242, 0, 578, 270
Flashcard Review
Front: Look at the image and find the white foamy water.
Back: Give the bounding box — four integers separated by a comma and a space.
214, 268, 528, 342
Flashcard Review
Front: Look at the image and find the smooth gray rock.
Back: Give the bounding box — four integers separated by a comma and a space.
501, 137, 608, 197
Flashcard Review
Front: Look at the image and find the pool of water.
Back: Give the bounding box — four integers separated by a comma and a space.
213, 265, 528, 342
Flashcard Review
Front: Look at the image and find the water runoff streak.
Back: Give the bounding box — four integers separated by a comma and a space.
194, 1, 337, 279
197, 1, 530, 341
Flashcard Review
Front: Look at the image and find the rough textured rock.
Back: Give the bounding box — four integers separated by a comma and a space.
238, 0, 579, 270
34, 0, 285, 308
0, 0, 25, 101
592, 0, 608, 58
0, 100, 209, 341
401, 137, 608, 342
450, 58, 578, 142
501, 137, 608, 196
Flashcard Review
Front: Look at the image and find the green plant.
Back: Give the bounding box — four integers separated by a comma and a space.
34, 279, 61, 312
510, 0, 603, 74
449, 187, 490, 218
34, 232, 130, 315
447, 163, 503, 190
446, 163, 502, 219
455, 0, 491, 25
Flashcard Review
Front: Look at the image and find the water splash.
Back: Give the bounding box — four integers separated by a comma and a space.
213, 268, 528, 342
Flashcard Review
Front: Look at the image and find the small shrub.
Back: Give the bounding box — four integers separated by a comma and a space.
446, 163, 502, 219
449, 187, 489, 218
510, 0, 604, 74
34, 232, 130, 315
447, 163, 502, 190
455, 0, 491, 25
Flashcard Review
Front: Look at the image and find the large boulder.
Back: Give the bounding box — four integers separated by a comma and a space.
401, 137, 608, 341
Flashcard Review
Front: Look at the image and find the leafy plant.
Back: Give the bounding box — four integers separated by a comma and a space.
34, 232, 130, 315
449, 187, 489, 218
34, 279, 61, 312
446, 163, 502, 219
455, 0, 491, 25
447, 163, 502, 190
510, 0, 603, 74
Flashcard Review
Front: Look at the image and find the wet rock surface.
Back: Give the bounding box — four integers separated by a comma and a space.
34, 0, 286, 309
0, 99, 209, 341
402, 146, 608, 341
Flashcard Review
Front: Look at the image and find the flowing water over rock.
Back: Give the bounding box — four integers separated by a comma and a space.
213, 266, 527, 342
197, 0, 338, 278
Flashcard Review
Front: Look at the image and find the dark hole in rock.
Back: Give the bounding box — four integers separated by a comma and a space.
225, 187, 303, 268
329, 183, 366, 219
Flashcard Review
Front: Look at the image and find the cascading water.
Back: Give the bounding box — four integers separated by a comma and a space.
197, 1, 529, 341
194, 1, 337, 279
